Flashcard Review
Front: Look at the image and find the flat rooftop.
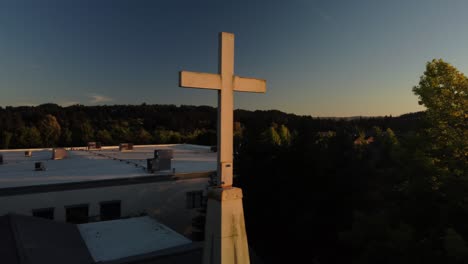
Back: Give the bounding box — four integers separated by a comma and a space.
78, 216, 192, 262
0, 144, 216, 189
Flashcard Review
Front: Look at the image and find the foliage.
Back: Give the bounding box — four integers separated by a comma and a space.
261, 125, 281, 146
60, 127, 73, 146
278, 124, 292, 146
17, 126, 42, 148
0, 131, 13, 149
96, 129, 113, 145
135, 128, 152, 144
78, 120, 95, 144
153, 129, 182, 144
413, 59, 468, 176
233, 59, 467, 263
0, 104, 422, 149
38, 114, 61, 147
260, 123, 292, 146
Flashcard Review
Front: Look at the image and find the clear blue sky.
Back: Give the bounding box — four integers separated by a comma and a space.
0, 0, 467, 116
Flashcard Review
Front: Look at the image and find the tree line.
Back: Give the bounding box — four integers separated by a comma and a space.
0, 104, 217, 148
0, 102, 420, 150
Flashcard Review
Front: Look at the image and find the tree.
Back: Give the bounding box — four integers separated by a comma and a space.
96, 129, 113, 145
17, 126, 42, 148
135, 128, 152, 144
413, 60, 468, 264
278, 124, 292, 146
153, 129, 182, 144
261, 125, 281, 146
110, 122, 130, 143
60, 127, 73, 146
168, 130, 182, 143
153, 129, 170, 144
0, 131, 13, 149
38, 114, 61, 147
413, 59, 467, 176
79, 120, 95, 144
71, 119, 95, 145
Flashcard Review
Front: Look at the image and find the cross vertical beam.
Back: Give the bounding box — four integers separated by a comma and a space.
218, 32, 234, 187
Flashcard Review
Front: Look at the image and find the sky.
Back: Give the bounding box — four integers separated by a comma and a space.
0, 0, 467, 117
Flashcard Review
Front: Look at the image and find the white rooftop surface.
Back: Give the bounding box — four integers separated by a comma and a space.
0, 144, 216, 188
78, 216, 192, 262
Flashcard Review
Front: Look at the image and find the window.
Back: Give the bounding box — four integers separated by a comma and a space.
32, 207, 54, 220
100, 200, 121, 221
66, 204, 89, 224
186, 190, 204, 209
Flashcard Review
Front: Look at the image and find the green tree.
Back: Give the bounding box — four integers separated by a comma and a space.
38, 114, 61, 147
413, 59, 467, 176
73, 120, 95, 145
135, 128, 152, 144
278, 124, 292, 146
110, 122, 130, 143
168, 130, 182, 143
154, 129, 170, 144
17, 126, 42, 148
261, 125, 281, 146
60, 127, 73, 146
1, 131, 13, 149
96, 129, 113, 145
153, 129, 182, 144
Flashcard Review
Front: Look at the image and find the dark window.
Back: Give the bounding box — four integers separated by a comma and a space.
66, 204, 89, 224
186, 190, 204, 209
100, 200, 121, 221
32, 207, 54, 220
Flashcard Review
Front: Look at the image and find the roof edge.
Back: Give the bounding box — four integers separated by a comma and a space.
0, 171, 214, 197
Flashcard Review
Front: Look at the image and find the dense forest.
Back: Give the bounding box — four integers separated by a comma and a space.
0, 102, 421, 150
236, 59, 467, 263
0, 103, 218, 149
0, 59, 466, 263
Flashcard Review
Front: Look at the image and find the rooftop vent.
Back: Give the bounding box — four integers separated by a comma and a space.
52, 148, 68, 160
154, 149, 173, 159
87, 142, 102, 150
119, 143, 134, 152
35, 162, 45, 171
151, 149, 173, 172
25, 150, 32, 157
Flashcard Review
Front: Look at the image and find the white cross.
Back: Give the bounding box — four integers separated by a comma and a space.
179, 32, 266, 187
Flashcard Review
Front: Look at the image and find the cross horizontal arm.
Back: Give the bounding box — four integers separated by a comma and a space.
233, 76, 266, 93
179, 71, 221, 90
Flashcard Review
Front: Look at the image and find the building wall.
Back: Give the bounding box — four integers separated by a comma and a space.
0, 178, 207, 237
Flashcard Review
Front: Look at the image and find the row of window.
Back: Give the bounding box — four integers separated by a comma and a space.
32, 190, 205, 223
32, 200, 121, 224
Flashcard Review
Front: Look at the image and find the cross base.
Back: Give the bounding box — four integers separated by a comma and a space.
203, 187, 250, 264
